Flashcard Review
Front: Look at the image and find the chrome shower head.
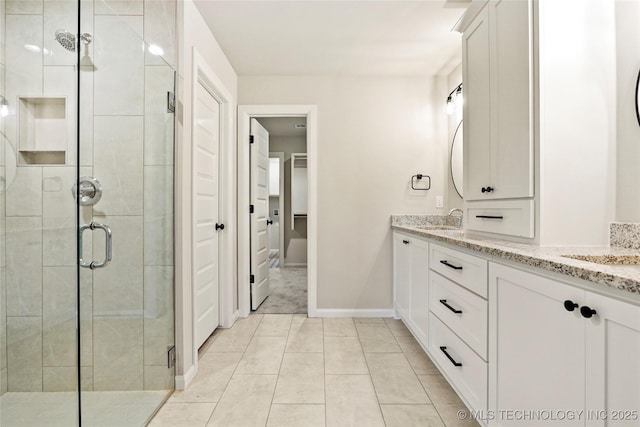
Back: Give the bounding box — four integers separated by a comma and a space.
55, 30, 76, 51
55, 30, 92, 52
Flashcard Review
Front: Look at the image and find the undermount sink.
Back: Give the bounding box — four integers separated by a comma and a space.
416, 225, 459, 231
561, 254, 640, 266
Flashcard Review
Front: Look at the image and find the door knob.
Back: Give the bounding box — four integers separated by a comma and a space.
563, 300, 579, 312
215, 223, 224, 231
267, 219, 273, 225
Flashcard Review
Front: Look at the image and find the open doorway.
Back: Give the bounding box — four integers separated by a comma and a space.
237, 105, 318, 318
254, 117, 308, 314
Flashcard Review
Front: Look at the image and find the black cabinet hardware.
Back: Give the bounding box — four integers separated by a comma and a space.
440, 260, 463, 270
440, 299, 463, 314
266, 219, 273, 225
563, 300, 579, 312
402, 240, 410, 245
580, 306, 597, 319
440, 346, 462, 367
475, 215, 504, 219
481, 186, 494, 193
215, 223, 225, 231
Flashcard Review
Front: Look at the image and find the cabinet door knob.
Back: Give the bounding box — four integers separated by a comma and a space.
481, 186, 494, 193
402, 240, 410, 245
563, 300, 579, 312
215, 223, 225, 231
580, 306, 597, 318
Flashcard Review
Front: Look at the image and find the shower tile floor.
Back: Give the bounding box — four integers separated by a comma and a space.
0, 390, 170, 427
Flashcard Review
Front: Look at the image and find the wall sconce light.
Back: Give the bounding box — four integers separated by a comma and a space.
0, 96, 8, 117
446, 83, 463, 115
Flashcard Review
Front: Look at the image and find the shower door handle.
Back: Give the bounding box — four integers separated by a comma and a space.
79, 222, 112, 269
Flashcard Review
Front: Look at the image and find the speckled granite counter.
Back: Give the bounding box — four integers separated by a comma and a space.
391, 215, 640, 299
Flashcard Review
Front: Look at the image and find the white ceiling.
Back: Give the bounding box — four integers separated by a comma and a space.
257, 117, 307, 137
193, 1, 466, 76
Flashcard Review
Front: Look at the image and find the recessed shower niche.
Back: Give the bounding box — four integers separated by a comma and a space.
17, 96, 68, 165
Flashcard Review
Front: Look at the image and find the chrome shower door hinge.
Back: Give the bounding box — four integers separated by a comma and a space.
167, 345, 176, 369
167, 91, 175, 113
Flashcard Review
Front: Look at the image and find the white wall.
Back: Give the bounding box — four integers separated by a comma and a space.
537, 0, 617, 245
615, 0, 640, 222
446, 63, 463, 210
175, 0, 238, 387
239, 76, 448, 310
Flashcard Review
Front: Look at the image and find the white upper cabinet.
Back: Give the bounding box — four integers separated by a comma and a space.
463, 0, 533, 202
463, 5, 492, 201
489, 0, 534, 200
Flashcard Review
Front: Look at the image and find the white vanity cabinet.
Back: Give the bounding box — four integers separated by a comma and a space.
392, 231, 429, 342
428, 243, 489, 418
462, 0, 533, 203
489, 263, 640, 426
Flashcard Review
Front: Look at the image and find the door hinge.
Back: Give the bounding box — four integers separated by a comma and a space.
249, 204, 254, 214
167, 345, 176, 369
249, 135, 254, 144
167, 91, 175, 113
250, 274, 255, 284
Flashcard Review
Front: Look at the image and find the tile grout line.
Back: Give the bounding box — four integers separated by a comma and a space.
203, 314, 265, 426
389, 320, 448, 427
354, 318, 388, 427
322, 317, 327, 427
263, 313, 293, 426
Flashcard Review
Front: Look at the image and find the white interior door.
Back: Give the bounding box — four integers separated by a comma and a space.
193, 80, 220, 348
250, 118, 270, 310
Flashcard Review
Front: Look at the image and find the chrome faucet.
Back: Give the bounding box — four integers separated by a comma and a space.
448, 208, 463, 228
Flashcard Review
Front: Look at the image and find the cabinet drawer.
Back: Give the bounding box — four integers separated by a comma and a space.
429, 272, 488, 359
429, 243, 488, 298
429, 313, 487, 413
464, 199, 534, 238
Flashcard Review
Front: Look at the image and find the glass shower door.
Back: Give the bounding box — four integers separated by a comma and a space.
0, 0, 82, 424
77, 0, 176, 425
0, 0, 175, 425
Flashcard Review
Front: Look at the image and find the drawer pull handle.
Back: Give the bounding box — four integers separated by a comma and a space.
402, 239, 410, 245
475, 215, 504, 219
481, 186, 494, 193
439, 299, 463, 314
440, 346, 462, 367
440, 260, 463, 270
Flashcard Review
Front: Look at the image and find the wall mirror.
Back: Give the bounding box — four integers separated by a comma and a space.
450, 120, 463, 198
636, 71, 640, 126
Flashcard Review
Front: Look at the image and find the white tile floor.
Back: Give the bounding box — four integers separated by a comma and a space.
149, 315, 480, 427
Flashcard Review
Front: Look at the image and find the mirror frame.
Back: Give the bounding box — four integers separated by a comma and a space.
636, 68, 640, 127
450, 119, 463, 199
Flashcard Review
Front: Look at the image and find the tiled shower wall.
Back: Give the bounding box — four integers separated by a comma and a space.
0, 0, 176, 394
0, 0, 6, 398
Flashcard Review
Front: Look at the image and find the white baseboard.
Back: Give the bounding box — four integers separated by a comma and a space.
283, 262, 307, 268
315, 308, 395, 318
174, 365, 197, 390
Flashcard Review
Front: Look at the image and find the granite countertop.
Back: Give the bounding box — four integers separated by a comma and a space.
391, 215, 640, 299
